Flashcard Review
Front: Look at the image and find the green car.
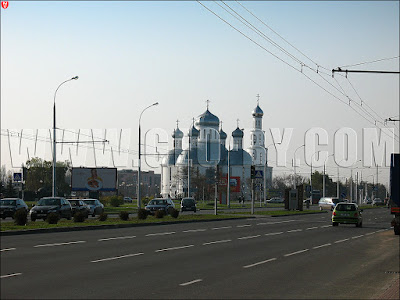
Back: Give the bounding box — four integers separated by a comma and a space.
332, 202, 363, 227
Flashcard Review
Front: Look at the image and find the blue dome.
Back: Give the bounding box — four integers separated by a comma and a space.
232, 127, 244, 138
252, 105, 264, 117
172, 128, 184, 139
219, 128, 227, 140
196, 109, 220, 127
189, 125, 199, 137
229, 149, 252, 166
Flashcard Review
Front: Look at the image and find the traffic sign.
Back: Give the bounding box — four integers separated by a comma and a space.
255, 170, 263, 178
13, 173, 22, 182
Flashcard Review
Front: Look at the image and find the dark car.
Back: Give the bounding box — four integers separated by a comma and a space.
180, 197, 197, 212
67, 199, 90, 218
145, 198, 175, 215
29, 197, 72, 221
0, 198, 29, 219
82, 199, 104, 217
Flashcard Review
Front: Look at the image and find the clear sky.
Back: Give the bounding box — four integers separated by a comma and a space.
1, 1, 399, 187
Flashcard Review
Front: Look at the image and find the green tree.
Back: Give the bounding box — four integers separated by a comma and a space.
4, 176, 17, 197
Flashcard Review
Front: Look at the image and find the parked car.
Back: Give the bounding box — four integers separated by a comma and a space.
67, 199, 90, 218
0, 198, 29, 219
332, 202, 363, 227
181, 197, 197, 212
123, 197, 133, 203
318, 197, 340, 211
82, 199, 104, 217
266, 197, 284, 204
145, 198, 174, 215
29, 197, 72, 221
372, 198, 384, 206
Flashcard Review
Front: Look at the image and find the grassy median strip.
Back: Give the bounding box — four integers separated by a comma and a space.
0, 214, 247, 232
227, 210, 327, 216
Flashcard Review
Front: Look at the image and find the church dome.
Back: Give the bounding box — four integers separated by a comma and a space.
196, 109, 220, 127
219, 128, 227, 140
161, 149, 183, 166
172, 127, 184, 139
252, 105, 264, 117
232, 127, 244, 138
189, 125, 199, 137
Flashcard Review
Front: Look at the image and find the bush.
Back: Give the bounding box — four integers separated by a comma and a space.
119, 211, 129, 221
110, 196, 123, 207
98, 213, 108, 221
14, 209, 28, 225
73, 211, 86, 223
137, 208, 148, 220
169, 208, 179, 219
46, 212, 60, 224
154, 209, 165, 219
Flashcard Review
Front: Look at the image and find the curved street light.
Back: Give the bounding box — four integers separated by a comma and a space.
293, 144, 305, 189
137, 102, 159, 208
322, 153, 334, 197
52, 76, 79, 197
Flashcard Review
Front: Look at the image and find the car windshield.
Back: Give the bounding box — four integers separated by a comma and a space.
68, 200, 80, 206
332, 199, 340, 204
336, 204, 356, 211
0, 199, 17, 206
37, 198, 61, 206
149, 199, 167, 205
83, 200, 96, 205
182, 199, 194, 205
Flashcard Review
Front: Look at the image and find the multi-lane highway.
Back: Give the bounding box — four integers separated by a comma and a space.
1, 208, 398, 299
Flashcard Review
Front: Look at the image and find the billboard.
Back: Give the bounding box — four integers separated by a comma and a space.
71, 168, 117, 191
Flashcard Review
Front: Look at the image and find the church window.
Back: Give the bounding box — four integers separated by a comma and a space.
253, 135, 257, 144
169, 168, 172, 181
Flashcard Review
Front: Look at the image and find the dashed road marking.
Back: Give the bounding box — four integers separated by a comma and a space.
98, 236, 136, 242
146, 232, 175, 237
236, 224, 252, 228
0, 273, 22, 279
203, 239, 232, 246
180, 279, 203, 286
243, 258, 277, 268
156, 245, 194, 252
34, 241, 86, 248
257, 223, 267, 225
182, 229, 206, 233
238, 235, 260, 240
306, 227, 318, 230
212, 226, 232, 230
284, 249, 309, 257
265, 232, 283, 236
0, 248, 16, 252
320, 225, 331, 228
91, 252, 144, 263
334, 238, 349, 243
287, 229, 302, 233
352, 235, 364, 239
313, 243, 331, 249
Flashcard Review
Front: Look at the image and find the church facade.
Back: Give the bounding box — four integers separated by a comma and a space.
161, 100, 272, 202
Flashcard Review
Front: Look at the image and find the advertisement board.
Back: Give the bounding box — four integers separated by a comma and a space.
71, 168, 117, 191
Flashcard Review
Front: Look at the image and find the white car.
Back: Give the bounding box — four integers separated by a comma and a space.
123, 197, 133, 203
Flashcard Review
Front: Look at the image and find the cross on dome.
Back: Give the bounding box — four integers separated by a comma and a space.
256, 94, 260, 105
206, 99, 210, 110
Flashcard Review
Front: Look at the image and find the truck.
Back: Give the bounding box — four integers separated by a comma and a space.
390, 153, 400, 235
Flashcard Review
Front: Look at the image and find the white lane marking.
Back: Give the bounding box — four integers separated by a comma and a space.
256, 222, 267, 225
243, 258, 277, 269
212, 226, 232, 230
334, 238, 350, 243
352, 235, 364, 239
146, 232, 175, 237
182, 229, 206, 233
179, 279, 203, 286
376, 229, 386, 233
320, 225, 331, 228
306, 227, 318, 230
267, 220, 296, 225
287, 229, 302, 233
203, 239, 232, 246
156, 245, 194, 252
34, 241, 86, 248
365, 232, 375, 236
236, 224, 252, 228
0, 273, 22, 279
284, 249, 309, 257
91, 252, 144, 263
265, 232, 283, 236
313, 243, 331, 249
98, 236, 136, 242
237, 235, 260, 240
0, 248, 16, 252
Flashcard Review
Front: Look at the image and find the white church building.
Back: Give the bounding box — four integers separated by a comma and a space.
161, 99, 272, 202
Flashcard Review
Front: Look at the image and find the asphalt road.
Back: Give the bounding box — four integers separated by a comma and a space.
1, 208, 398, 299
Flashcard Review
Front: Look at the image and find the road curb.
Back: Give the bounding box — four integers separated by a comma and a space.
271, 211, 328, 217
0, 216, 251, 236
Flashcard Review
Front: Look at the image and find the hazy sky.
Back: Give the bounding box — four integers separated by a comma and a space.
1, 1, 399, 187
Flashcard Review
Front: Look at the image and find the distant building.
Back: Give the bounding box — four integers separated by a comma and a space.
117, 169, 161, 198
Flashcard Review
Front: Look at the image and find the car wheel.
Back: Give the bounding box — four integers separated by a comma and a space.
43, 217, 47, 221
319, 206, 322, 211
92, 213, 95, 217
332, 222, 338, 226
66, 213, 72, 220
394, 226, 400, 235
2, 216, 6, 220
194, 209, 196, 213
31, 217, 36, 222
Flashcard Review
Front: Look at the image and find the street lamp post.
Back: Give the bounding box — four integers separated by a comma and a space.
293, 144, 305, 189
138, 102, 159, 208
323, 154, 334, 197
52, 76, 78, 197
310, 151, 319, 204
